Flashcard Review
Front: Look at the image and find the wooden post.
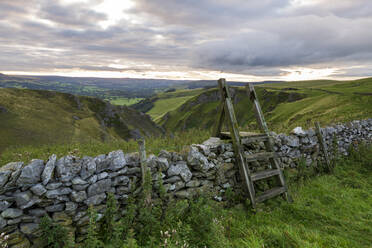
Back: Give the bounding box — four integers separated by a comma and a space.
315, 122, 332, 172
138, 138, 147, 185
212, 79, 226, 137
246, 83, 269, 135
217, 79, 256, 207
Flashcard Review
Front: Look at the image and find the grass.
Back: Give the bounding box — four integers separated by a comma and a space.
148, 95, 195, 121
222, 144, 372, 247
142, 89, 203, 121
0, 129, 211, 167
107, 97, 144, 106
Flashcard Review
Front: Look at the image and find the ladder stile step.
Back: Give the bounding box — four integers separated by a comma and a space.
251, 169, 280, 181
255, 187, 286, 203
244, 152, 276, 162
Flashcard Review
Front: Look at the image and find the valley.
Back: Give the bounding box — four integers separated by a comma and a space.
0, 88, 162, 152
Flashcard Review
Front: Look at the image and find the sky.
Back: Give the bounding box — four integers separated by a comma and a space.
0, 0, 371, 81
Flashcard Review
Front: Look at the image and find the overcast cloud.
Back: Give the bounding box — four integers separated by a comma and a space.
0, 0, 371, 80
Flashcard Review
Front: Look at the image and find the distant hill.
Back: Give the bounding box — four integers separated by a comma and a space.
157, 78, 372, 133
0, 73, 284, 102
0, 88, 163, 152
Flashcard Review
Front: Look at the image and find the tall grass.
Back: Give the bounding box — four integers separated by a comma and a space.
0, 129, 211, 166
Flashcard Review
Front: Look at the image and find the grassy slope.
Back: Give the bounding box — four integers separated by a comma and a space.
107, 97, 144, 106
0, 88, 161, 153
221, 145, 372, 247
159, 78, 372, 133
134, 89, 204, 121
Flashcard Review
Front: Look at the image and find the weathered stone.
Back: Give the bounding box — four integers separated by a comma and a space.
30, 184, 47, 196
71, 177, 88, 185
116, 186, 130, 194
109, 167, 128, 178
28, 209, 47, 217
21, 197, 41, 210
73, 211, 87, 222
20, 223, 39, 235
202, 137, 223, 148
97, 172, 108, 180
87, 175, 98, 184
0, 170, 11, 188
87, 179, 111, 197
107, 150, 127, 171
71, 191, 87, 203
80, 156, 97, 180
56, 156, 82, 182
292, 127, 306, 136
46, 182, 62, 190
46, 188, 72, 199
14, 191, 32, 208
76, 215, 90, 226
174, 181, 185, 191
186, 180, 201, 188
174, 189, 195, 199
187, 146, 214, 172
147, 155, 169, 171
2, 208, 23, 218
167, 161, 192, 182
53, 212, 73, 225
112, 176, 129, 186
94, 154, 109, 172
42, 154, 57, 185
0, 200, 11, 212
0, 216, 6, 229
158, 150, 171, 160
222, 151, 234, 159
283, 135, 300, 147
7, 217, 22, 225
65, 202, 78, 213
195, 144, 210, 156
222, 183, 231, 189
1, 162, 23, 188
163, 184, 175, 192
171, 152, 183, 162
152, 173, 165, 182
85, 193, 106, 205
45, 204, 64, 212
164, 176, 182, 184
126, 167, 140, 175
72, 184, 89, 191
17, 160, 44, 186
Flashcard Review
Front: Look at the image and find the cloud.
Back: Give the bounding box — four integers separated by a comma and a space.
0, 0, 371, 79
193, 15, 372, 72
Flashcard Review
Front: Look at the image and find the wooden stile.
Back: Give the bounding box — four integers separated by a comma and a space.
213, 79, 292, 207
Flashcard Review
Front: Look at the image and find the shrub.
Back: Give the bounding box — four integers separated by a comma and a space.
39, 216, 73, 248
84, 206, 104, 248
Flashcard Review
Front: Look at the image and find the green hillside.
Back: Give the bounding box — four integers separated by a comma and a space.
158, 78, 372, 133
0, 88, 162, 152
132, 89, 204, 121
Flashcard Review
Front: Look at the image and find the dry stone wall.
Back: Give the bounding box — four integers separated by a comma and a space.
0, 119, 371, 247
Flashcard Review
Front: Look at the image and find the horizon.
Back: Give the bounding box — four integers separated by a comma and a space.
1, 0, 372, 81
1, 72, 369, 82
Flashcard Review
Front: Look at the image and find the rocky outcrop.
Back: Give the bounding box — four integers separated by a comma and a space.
0, 119, 371, 247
